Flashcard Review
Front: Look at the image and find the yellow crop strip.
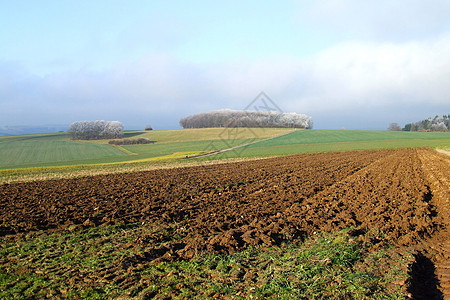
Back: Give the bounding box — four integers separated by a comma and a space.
104, 151, 205, 164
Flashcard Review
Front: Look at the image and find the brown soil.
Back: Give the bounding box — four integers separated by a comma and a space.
0, 148, 449, 298
417, 149, 450, 299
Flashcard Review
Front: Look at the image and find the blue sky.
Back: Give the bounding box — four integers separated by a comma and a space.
1, 0, 450, 130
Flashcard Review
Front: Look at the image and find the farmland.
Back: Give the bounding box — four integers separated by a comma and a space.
1, 147, 449, 298
0, 133, 127, 169
242, 129, 450, 156
0, 128, 293, 170
0, 128, 449, 298
0, 128, 449, 184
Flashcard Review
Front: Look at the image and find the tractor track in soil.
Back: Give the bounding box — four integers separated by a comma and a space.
417, 149, 450, 299
0, 148, 449, 297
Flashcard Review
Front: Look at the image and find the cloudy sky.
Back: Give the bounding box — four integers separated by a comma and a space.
1, 0, 449, 130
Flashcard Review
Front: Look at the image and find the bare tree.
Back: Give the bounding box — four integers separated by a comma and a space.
388, 123, 401, 131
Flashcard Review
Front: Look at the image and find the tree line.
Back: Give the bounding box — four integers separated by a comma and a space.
179, 110, 313, 129
400, 115, 449, 132
68, 120, 124, 140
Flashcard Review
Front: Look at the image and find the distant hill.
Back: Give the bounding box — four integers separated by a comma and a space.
0, 125, 68, 136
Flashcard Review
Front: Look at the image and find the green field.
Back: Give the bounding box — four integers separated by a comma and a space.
0, 128, 292, 170
0, 128, 449, 180
240, 129, 450, 157
0, 133, 127, 169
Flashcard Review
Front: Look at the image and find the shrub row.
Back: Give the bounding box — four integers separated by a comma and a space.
108, 138, 155, 145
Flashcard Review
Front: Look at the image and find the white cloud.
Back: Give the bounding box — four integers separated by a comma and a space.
201, 34, 450, 114
303, 0, 450, 41
305, 34, 450, 107
1, 33, 450, 129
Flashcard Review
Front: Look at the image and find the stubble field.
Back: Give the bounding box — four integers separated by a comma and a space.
0, 148, 449, 299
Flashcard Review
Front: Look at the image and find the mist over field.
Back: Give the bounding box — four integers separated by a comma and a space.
0, 125, 67, 136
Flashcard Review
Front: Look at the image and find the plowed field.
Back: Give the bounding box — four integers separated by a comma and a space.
1, 148, 449, 298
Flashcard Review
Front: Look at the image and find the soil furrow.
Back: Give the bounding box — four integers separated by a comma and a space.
418, 149, 450, 299
0, 150, 388, 240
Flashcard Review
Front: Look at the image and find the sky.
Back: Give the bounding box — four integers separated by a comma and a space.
1, 0, 450, 131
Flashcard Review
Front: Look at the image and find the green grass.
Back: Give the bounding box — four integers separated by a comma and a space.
0, 133, 127, 169
0, 225, 410, 299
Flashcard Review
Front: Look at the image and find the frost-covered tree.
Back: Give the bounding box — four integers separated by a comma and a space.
68, 120, 124, 140
180, 110, 313, 129
102, 121, 124, 139
431, 122, 448, 132
402, 114, 449, 132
